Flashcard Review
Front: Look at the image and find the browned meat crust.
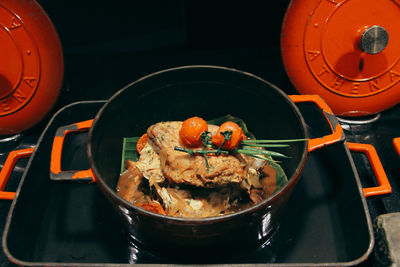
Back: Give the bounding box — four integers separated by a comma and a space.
260, 164, 278, 196
116, 120, 280, 218
147, 121, 247, 187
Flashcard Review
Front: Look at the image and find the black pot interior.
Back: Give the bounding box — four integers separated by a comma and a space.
89, 66, 307, 200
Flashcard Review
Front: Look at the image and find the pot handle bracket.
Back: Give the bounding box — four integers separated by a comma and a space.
289, 95, 390, 197
50, 119, 96, 182
0, 147, 35, 200
347, 142, 391, 197
289, 95, 345, 152
393, 137, 400, 157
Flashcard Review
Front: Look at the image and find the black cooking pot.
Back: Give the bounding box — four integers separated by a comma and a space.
51, 66, 344, 261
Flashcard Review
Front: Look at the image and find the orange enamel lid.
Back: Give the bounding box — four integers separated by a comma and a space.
281, 0, 400, 117
0, 0, 63, 135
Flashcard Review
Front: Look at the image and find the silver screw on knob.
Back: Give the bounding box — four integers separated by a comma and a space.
360, 25, 389, 55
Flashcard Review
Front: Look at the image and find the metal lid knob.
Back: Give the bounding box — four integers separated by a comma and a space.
360, 25, 389, 54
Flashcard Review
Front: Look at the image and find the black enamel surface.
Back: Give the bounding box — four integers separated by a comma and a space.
2, 101, 373, 265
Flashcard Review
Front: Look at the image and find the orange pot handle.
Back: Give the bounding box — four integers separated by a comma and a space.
347, 142, 391, 197
289, 95, 344, 152
0, 147, 35, 200
50, 119, 96, 182
393, 138, 400, 157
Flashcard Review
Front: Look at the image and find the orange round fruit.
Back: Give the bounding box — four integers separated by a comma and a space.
179, 116, 208, 147
211, 121, 246, 150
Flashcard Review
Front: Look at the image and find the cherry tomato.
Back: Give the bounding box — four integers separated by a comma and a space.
211, 121, 246, 150
136, 133, 149, 154
137, 202, 166, 215
179, 116, 208, 147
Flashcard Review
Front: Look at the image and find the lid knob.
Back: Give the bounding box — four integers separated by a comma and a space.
359, 25, 389, 54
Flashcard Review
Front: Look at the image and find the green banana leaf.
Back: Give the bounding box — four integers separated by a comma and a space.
121, 115, 288, 192
120, 136, 140, 172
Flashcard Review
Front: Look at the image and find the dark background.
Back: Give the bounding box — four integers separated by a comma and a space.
36, 0, 295, 110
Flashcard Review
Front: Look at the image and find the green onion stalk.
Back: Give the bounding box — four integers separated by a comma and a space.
174, 130, 306, 168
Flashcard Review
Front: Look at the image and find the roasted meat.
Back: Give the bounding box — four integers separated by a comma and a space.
116, 119, 280, 218
147, 121, 247, 188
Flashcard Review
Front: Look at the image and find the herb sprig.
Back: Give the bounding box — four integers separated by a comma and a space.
174, 130, 305, 168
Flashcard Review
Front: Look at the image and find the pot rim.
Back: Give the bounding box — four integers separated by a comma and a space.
87, 65, 309, 223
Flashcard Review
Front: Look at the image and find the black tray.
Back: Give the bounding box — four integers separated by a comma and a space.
2, 101, 374, 266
